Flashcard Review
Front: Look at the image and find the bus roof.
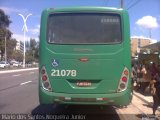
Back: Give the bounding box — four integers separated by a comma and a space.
43, 6, 126, 13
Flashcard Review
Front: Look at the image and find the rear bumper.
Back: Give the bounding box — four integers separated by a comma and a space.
39, 87, 132, 106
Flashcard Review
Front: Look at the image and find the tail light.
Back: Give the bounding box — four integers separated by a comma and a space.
122, 77, 127, 82
40, 66, 52, 92
42, 75, 48, 81
117, 67, 129, 92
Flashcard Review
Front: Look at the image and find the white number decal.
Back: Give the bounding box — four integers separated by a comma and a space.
51, 69, 77, 77
61, 70, 66, 76
51, 69, 56, 76
71, 70, 76, 77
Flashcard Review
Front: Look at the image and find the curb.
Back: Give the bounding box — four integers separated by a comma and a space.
133, 92, 151, 105
133, 91, 160, 111
0, 68, 38, 74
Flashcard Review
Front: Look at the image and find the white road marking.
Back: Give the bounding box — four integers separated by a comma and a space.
12, 74, 21, 77
20, 81, 32, 85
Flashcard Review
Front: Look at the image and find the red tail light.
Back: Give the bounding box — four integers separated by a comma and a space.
117, 67, 129, 92
122, 77, 127, 82
42, 75, 48, 81
40, 66, 52, 92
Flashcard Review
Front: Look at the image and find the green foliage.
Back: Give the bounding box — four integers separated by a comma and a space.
25, 38, 39, 63
30, 38, 37, 50
0, 9, 12, 60
0, 9, 11, 28
12, 50, 23, 62
7, 39, 17, 59
0, 9, 39, 62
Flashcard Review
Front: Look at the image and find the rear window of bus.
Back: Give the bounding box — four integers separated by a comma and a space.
47, 13, 122, 44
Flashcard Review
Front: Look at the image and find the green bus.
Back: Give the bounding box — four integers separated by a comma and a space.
39, 7, 132, 106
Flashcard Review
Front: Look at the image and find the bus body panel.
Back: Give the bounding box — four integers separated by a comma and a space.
39, 87, 132, 106
39, 7, 132, 105
41, 44, 124, 94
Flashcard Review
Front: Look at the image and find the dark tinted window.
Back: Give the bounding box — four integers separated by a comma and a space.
47, 13, 122, 44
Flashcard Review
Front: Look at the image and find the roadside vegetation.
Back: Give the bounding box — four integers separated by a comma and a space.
0, 9, 39, 68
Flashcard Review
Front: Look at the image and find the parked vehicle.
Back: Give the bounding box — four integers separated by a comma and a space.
13, 62, 20, 67
0, 61, 10, 68
26, 62, 32, 67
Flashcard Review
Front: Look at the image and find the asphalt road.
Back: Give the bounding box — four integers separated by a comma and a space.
0, 69, 120, 120
0, 69, 159, 120
0, 69, 38, 114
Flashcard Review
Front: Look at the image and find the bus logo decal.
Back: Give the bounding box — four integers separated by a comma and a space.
52, 59, 59, 67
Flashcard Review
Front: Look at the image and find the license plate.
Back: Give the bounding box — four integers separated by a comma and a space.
76, 81, 91, 87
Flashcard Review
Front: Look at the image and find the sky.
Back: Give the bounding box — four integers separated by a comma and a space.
0, 0, 160, 43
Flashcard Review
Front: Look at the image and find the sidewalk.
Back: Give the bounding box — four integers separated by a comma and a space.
133, 91, 160, 111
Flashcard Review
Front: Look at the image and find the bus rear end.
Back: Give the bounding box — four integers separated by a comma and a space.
39, 7, 132, 106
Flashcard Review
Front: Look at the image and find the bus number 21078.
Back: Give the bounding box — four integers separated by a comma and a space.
51, 69, 77, 77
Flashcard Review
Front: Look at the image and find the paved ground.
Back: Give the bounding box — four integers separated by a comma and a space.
0, 68, 159, 120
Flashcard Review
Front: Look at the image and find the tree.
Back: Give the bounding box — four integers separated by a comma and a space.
25, 38, 39, 62
0, 9, 11, 28
26, 50, 34, 63
0, 9, 12, 60
12, 50, 23, 62
34, 41, 39, 61
30, 38, 37, 50
0, 29, 12, 60
7, 39, 17, 60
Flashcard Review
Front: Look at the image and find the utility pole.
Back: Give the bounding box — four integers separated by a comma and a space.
149, 28, 152, 39
5, 34, 7, 65
121, 0, 124, 9
18, 13, 32, 68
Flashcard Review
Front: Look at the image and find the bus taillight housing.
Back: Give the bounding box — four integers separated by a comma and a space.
117, 67, 129, 92
40, 66, 52, 92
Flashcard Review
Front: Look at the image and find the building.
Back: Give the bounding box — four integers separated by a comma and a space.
131, 37, 152, 57
131, 36, 160, 65
141, 42, 160, 53
15, 40, 24, 52
140, 42, 160, 65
